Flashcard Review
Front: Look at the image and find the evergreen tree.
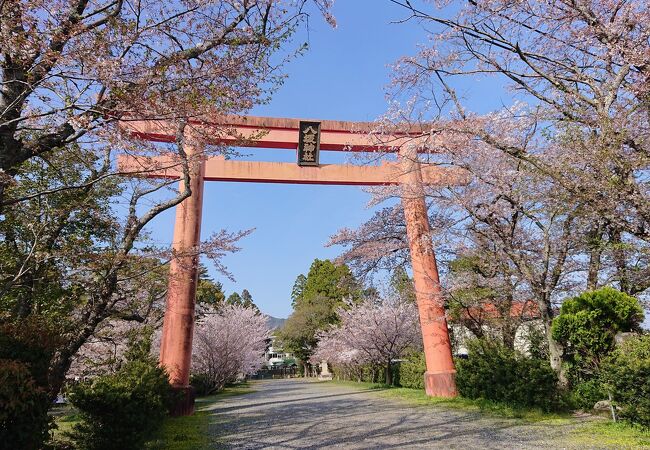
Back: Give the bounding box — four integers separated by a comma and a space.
241, 289, 255, 309
278, 259, 361, 366
299, 259, 360, 307
226, 292, 243, 306
390, 267, 416, 304
196, 265, 226, 309
290, 274, 307, 307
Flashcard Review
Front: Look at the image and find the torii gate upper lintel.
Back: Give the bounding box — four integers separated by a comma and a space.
119, 116, 464, 416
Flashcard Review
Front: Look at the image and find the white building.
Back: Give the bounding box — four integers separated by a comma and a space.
264, 338, 296, 368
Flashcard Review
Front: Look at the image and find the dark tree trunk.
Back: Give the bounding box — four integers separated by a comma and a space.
537, 298, 567, 385
502, 327, 516, 350
609, 227, 632, 294
385, 361, 392, 385
586, 225, 604, 290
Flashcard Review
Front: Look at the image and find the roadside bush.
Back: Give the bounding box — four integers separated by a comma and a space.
0, 318, 60, 449
570, 378, 607, 411
67, 332, 173, 450
359, 364, 400, 386
329, 363, 401, 386
190, 373, 213, 397
601, 334, 650, 428
68, 359, 173, 450
399, 351, 426, 390
0, 359, 51, 449
456, 339, 561, 411
552, 287, 644, 384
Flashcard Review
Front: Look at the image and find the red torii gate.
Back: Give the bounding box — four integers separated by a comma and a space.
119, 115, 465, 415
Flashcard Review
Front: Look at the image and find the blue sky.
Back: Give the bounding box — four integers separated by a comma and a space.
145, 1, 504, 318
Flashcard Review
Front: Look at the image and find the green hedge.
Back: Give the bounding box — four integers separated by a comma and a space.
399, 352, 426, 390
330, 363, 400, 386
570, 378, 607, 410
456, 339, 561, 411
601, 334, 650, 428
190, 373, 214, 397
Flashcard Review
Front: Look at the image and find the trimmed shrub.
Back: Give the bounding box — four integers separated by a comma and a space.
67, 359, 173, 450
552, 287, 644, 383
601, 334, 650, 428
399, 351, 426, 390
67, 331, 173, 450
456, 339, 561, 411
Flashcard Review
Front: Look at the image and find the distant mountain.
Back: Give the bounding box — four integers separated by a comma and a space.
265, 315, 286, 330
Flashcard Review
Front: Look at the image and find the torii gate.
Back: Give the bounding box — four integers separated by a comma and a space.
119, 115, 466, 415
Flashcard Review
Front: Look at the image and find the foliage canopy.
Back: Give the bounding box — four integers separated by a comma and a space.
552, 287, 644, 382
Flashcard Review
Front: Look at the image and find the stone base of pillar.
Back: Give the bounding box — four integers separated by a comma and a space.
169, 385, 196, 417
424, 370, 457, 398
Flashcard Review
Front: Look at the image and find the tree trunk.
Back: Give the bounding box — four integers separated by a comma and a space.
536, 295, 567, 384
542, 315, 567, 384
385, 361, 392, 385
586, 225, 603, 290
609, 227, 632, 294
502, 326, 516, 350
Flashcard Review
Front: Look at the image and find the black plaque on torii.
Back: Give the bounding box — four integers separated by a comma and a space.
297, 121, 321, 167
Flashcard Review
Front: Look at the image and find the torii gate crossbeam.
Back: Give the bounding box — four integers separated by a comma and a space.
120, 114, 431, 152
120, 117, 462, 415
119, 155, 468, 186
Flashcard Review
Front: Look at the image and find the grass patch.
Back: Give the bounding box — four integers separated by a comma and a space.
328, 380, 570, 423
374, 387, 570, 423
198, 382, 255, 404
49, 405, 81, 443
569, 421, 650, 449
144, 410, 210, 450
145, 382, 255, 449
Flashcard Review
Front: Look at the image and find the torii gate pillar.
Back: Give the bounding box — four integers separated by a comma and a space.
158, 136, 205, 416
399, 145, 457, 397
120, 116, 462, 414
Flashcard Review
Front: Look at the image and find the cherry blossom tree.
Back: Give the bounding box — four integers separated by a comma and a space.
387, 0, 650, 276
0, 0, 334, 402
192, 304, 270, 394
311, 330, 369, 382
330, 0, 649, 381
1, 0, 336, 201
312, 297, 421, 385
332, 143, 594, 379
67, 261, 167, 379
388, 0, 648, 219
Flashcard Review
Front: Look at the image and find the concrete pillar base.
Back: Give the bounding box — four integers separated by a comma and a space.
424, 370, 457, 398
169, 385, 196, 417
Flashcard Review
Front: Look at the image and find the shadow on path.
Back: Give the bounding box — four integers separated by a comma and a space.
206, 379, 588, 449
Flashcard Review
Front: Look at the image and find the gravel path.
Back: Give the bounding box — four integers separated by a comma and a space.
204, 379, 595, 449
